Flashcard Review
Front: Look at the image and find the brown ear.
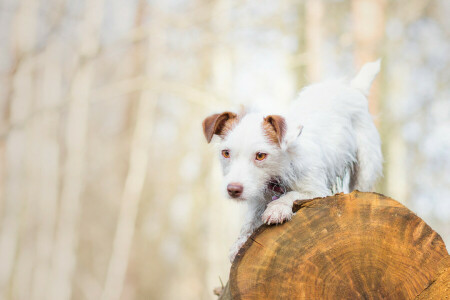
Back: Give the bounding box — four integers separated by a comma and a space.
263, 115, 286, 145
202, 112, 237, 143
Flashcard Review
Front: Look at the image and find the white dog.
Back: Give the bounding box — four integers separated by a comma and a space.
203, 60, 382, 262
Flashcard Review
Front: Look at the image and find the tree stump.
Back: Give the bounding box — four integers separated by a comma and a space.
218, 191, 450, 299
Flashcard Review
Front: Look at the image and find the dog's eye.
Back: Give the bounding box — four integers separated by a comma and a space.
222, 150, 230, 158
255, 152, 267, 161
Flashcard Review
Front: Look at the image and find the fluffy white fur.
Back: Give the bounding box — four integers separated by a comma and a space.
205, 60, 382, 262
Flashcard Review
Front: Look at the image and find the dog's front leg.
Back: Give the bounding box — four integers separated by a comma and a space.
229, 232, 251, 263
229, 202, 265, 262
262, 191, 303, 225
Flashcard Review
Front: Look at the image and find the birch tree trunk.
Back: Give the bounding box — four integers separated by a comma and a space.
49, 1, 105, 299
352, 0, 385, 117
30, 42, 62, 300
100, 2, 162, 299
305, 0, 323, 82
0, 1, 38, 298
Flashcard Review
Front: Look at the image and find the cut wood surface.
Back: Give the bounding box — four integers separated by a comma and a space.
219, 191, 450, 300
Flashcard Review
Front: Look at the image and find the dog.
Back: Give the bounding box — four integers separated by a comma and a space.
202, 60, 383, 262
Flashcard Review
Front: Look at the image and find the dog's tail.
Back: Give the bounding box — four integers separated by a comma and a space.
350, 59, 381, 96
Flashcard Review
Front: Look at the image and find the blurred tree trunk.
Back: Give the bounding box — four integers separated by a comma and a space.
305, 0, 323, 82
100, 2, 161, 299
30, 42, 62, 300
211, 0, 232, 103
352, 0, 385, 118
49, 1, 105, 299
0, 1, 38, 298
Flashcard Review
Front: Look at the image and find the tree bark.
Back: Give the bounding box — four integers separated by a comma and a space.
218, 191, 449, 299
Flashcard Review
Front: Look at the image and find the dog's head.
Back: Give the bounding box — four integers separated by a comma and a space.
203, 111, 301, 202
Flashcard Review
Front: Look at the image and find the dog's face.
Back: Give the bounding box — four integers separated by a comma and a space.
203, 112, 290, 202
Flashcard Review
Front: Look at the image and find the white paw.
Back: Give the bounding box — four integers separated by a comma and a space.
229, 237, 248, 263
262, 202, 293, 225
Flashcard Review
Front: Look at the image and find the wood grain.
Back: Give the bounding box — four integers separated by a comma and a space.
219, 191, 449, 300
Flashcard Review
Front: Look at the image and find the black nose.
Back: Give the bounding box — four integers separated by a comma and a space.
227, 183, 243, 198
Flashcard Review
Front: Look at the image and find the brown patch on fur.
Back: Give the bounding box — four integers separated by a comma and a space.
263, 115, 286, 146
262, 121, 279, 145
202, 112, 239, 143
218, 117, 239, 139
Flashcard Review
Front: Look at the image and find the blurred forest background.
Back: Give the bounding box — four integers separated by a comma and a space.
0, 0, 449, 299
